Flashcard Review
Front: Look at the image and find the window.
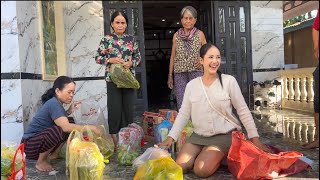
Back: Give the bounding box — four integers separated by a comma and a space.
38, 1, 66, 80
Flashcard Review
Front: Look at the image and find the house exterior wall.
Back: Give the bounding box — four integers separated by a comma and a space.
1, 1, 286, 143
250, 1, 285, 83
1, 1, 24, 144
63, 1, 108, 121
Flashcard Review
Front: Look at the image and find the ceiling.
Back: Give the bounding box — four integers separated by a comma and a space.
142, 1, 200, 30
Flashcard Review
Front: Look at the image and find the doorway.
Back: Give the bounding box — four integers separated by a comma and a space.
143, 1, 202, 111
142, 1, 253, 112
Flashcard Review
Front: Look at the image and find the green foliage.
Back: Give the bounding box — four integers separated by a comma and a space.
283, 13, 310, 28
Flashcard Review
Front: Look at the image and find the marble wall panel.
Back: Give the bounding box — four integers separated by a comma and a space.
1, 123, 24, 145
1, 79, 24, 144
64, 1, 104, 78
250, 1, 285, 71
1, 1, 20, 73
1, 79, 23, 123
16, 1, 42, 74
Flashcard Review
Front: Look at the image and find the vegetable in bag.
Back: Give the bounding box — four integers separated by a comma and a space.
133, 157, 183, 180
1, 146, 23, 177
110, 64, 140, 89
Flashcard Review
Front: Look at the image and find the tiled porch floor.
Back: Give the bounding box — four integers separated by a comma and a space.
22, 109, 319, 180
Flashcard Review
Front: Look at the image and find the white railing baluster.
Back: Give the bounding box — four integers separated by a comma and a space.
294, 76, 301, 101
301, 76, 307, 102
307, 76, 314, 102
289, 76, 294, 100
280, 67, 316, 113
283, 78, 288, 100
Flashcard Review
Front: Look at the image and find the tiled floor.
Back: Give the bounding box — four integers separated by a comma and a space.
16, 109, 320, 179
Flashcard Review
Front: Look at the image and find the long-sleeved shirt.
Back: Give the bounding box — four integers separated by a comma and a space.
168, 75, 259, 141
95, 33, 141, 82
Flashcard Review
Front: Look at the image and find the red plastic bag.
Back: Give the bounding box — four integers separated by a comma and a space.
5, 144, 26, 180
227, 131, 311, 180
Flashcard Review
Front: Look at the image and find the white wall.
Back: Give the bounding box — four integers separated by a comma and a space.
250, 1, 285, 83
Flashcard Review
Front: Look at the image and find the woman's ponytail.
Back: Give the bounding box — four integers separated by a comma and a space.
218, 70, 223, 88
41, 88, 55, 104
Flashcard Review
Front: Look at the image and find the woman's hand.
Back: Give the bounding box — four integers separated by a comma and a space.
67, 101, 81, 115
194, 58, 202, 69
109, 57, 125, 64
157, 136, 174, 150
251, 137, 273, 153
122, 56, 133, 69
167, 75, 174, 89
91, 125, 103, 136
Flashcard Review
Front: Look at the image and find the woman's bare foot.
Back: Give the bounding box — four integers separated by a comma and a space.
36, 161, 54, 172
48, 153, 61, 160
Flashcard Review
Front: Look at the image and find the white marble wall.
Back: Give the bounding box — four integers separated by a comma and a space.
250, 1, 285, 82
1, 79, 24, 144
64, 1, 105, 77
1, 1, 24, 144
16, 1, 42, 74
16, 2, 47, 125
1, 1, 20, 73
63, 1, 108, 121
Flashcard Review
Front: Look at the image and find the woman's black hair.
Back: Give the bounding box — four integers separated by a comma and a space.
199, 43, 223, 88
110, 10, 128, 26
41, 76, 75, 104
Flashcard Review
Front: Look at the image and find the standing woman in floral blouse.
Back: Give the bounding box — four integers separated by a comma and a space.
95, 11, 141, 151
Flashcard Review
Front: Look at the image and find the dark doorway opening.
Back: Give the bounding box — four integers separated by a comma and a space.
143, 1, 201, 111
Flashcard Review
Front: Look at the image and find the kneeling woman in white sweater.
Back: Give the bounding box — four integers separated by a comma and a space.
158, 43, 272, 178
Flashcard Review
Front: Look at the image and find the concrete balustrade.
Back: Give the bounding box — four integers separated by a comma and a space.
281, 67, 316, 113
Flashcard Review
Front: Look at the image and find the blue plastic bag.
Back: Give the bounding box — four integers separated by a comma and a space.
154, 112, 173, 145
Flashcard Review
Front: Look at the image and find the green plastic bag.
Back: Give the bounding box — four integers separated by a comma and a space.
110, 64, 140, 89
